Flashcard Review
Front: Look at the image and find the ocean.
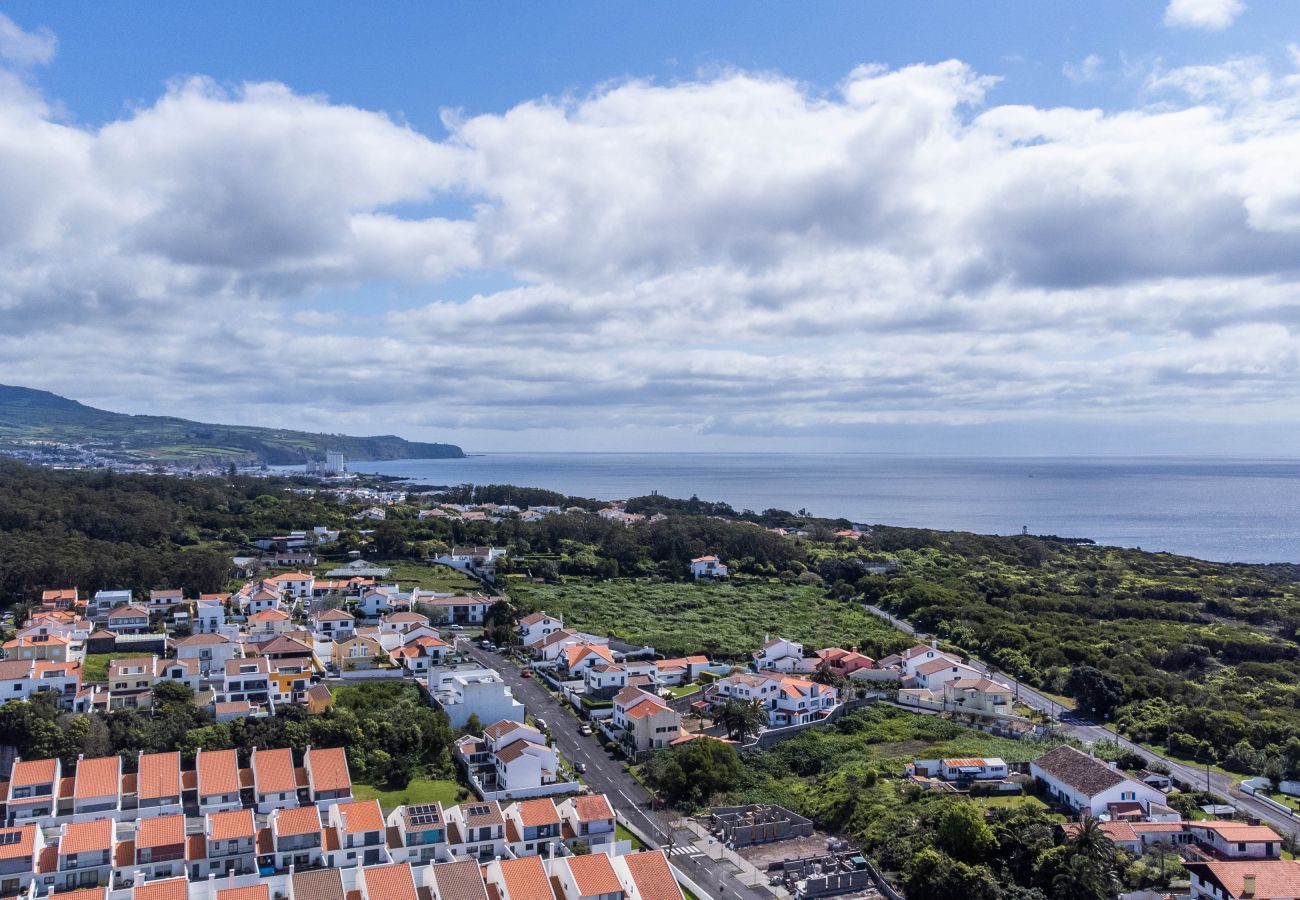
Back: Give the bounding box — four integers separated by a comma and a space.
336, 453, 1300, 564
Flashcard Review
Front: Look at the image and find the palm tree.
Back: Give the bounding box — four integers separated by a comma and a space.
711, 698, 767, 741
1069, 817, 1117, 866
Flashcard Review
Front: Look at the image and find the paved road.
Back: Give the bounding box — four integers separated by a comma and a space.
457, 640, 771, 900
863, 604, 1300, 837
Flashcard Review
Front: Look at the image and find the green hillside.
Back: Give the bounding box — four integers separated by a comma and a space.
0, 384, 464, 465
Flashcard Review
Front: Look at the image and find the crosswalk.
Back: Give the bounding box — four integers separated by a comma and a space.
666, 845, 706, 858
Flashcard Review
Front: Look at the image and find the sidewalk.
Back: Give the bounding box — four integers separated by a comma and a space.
675, 818, 790, 899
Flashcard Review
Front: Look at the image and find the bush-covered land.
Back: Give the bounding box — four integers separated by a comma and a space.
508, 580, 907, 658
643, 708, 1180, 900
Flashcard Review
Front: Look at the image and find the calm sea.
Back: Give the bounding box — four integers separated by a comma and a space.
335, 454, 1300, 564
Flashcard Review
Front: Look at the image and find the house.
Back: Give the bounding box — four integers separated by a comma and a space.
310, 608, 356, 641
423, 596, 492, 626
148, 589, 185, 612
6, 757, 61, 825
196, 808, 258, 877
562, 643, 616, 677
517, 612, 564, 647
304, 746, 354, 808
0, 659, 82, 710
306, 683, 333, 714
333, 635, 385, 671
752, 637, 811, 674
817, 647, 875, 677
911, 757, 1009, 783
484, 851, 550, 900
426, 668, 525, 729
613, 850, 686, 900
130, 814, 190, 882
51, 817, 115, 893
390, 635, 451, 675
40, 588, 78, 612
193, 598, 227, 634
265, 572, 315, 599
444, 799, 506, 860
653, 656, 715, 687
269, 804, 325, 872
290, 868, 346, 900
70, 754, 122, 822
1185, 860, 1300, 900
136, 751, 183, 817
106, 605, 150, 635
1, 633, 70, 663
172, 633, 239, 675
502, 798, 562, 858
456, 721, 564, 799
242, 589, 283, 616
326, 799, 391, 867
358, 590, 398, 619
910, 657, 983, 691
216, 657, 271, 707
90, 590, 132, 621
690, 555, 728, 580
553, 851, 626, 900
435, 547, 506, 574
942, 678, 1014, 718
268, 659, 314, 705
381, 611, 431, 635
107, 657, 161, 710
886, 642, 956, 678
247, 608, 294, 637
386, 802, 448, 866
1030, 746, 1168, 816
1186, 822, 1283, 859
611, 688, 682, 754
712, 672, 837, 727
359, 862, 420, 900
195, 748, 243, 813
557, 794, 616, 851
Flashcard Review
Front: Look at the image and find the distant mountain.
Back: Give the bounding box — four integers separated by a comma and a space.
0, 385, 464, 466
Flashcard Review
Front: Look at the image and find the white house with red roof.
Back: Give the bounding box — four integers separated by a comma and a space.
611, 688, 682, 753
517, 612, 564, 647
689, 555, 728, 580
752, 637, 814, 674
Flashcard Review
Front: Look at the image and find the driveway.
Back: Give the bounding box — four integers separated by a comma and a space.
456, 640, 773, 900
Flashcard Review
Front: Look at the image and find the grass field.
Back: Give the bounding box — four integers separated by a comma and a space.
509, 579, 902, 657
353, 777, 464, 812
82, 652, 158, 682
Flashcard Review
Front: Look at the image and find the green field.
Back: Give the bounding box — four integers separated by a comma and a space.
82, 652, 159, 682
509, 579, 903, 657
353, 776, 464, 811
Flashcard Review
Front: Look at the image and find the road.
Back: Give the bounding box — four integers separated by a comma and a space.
457, 640, 771, 900
863, 604, 1300, 837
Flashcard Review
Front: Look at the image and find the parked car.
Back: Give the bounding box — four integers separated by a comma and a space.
521, 669, 532, 678
575, 762, 587, 774
579, 724, 592, 736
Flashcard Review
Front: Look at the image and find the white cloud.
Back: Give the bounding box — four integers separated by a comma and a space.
4, 41, 1300, 450
0, 13, 55, 67
1164, 0, 1246, 31
1062, 54, 1104, 84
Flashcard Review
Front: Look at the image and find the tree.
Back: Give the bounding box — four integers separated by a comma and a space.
1065, 666, 1127, 719
710, 699, 767, 742
641, 738, 743, 806
904, 849, 1000, 900
934, 801, 996, 863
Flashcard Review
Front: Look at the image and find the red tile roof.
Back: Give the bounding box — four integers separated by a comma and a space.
207, 808, 256, 841
10, 758, 58, 789
133, 877, 190, 900
566, 853, 622, 897
0, 825, 36, 860
496, 856, 554, 900
362, 862, 419, 900
136, 752, 181, 800
215, 887, 269, 900
137, 815, 185, 850
59, 818, 113, 856
337, 799, 385, 834
274, 805, 323, 838
73, 755, 119, 800
307, 746, 352, 793
198, 748, 241, 796
570, 794, 614, 823
253, 747, 297, 795
621, 851, 681, 900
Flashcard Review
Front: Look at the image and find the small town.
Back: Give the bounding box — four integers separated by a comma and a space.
0, 476, 1297, 900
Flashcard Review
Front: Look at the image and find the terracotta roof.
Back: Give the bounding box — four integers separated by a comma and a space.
254, 747, 297, 795
0, 824, 36, 860
564, 644, 615, 669
518, 613, 554, 626
315, 608, 355, 621
513, 798, 561, 828
59, 818, 114, 856
566, 852, 623, 897
1032, 746, 1128, 798
460, 800, 503, 827
496, 855, 554, 900
307, 746, 352, 793
10, 757, 58, 789
337, 799, 385, 833
137, 752, 180, 799
431, 858, 491, 900
913, 657, 965, 676
307, 683, 332, 703
187, 833, 207, 861
362, 862, 419, 900
108, 605, 149, 618
484, 720, 537, 741
114, 839, 134, 868
570, 794, 615, 823
1188, 860, 1300, 899
137, 815, 185, 850
249, 609, 291, 621
133, 878, 190, 900
1189, 821, 1283, 842
275, 805, 323, 837
198, 748, 241, 796
50, 889, 108, 900
208, 808, 256, 841
292, 868, 346, 900
495, 739, 546, 765
175, 633, 231, 646
216, 886, 269, 900
1063, 820, 1139, 843
621, 851, 681, 900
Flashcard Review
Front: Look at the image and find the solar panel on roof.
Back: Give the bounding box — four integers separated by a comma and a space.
466, 805, 490, 816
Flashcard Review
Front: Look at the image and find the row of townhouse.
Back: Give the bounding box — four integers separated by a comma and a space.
7, 845, 685, 900
3, 746, 353, 829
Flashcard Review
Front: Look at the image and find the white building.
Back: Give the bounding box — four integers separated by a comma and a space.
1030, 746, 1168, 817
426, 667, 525, 729
690, 555, 728, 580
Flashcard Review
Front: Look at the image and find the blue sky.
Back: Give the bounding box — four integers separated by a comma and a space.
2, 1, 1300, 454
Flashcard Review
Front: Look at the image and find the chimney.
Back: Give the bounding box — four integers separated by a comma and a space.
1108, 761, 1118, 771
930, 639, 938, 650
1243, 873, 1256, 898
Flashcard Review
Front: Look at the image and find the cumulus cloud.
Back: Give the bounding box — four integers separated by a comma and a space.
1164, 0, 1246, 31
0, 13, 55, 67
4, 30, 1300, 449
1062, 54, 1104, 84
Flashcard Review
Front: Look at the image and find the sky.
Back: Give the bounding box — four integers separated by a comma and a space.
2, 0, 1300, 454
